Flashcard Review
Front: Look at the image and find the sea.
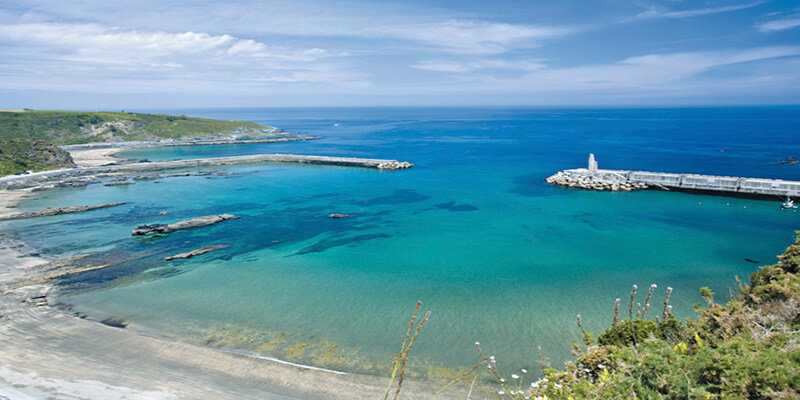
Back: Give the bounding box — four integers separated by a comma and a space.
5, 107, 800, 380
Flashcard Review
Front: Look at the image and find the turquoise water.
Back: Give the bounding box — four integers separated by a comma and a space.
5, 107, 800, 379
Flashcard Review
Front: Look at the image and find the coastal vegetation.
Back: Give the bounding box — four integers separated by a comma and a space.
398, 232, 800, 399
0, 109, 276, 175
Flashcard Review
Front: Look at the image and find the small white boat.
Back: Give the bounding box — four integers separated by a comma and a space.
782, 197, 797, 210
333, 123, 340, 127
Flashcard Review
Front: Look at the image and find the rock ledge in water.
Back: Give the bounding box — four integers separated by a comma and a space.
164, 244, 231, 260
131, 214, 240, 236
0, 202, 126, 221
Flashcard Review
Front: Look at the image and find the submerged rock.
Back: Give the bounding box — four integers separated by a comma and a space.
327, 213, 351, 219
164, 244, 231, 260
0, 202, 126, 221
131, 214, 240, 236
104, 179, 135, 186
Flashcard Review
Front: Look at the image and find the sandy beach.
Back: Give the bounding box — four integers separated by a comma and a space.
67, 148, 123, 167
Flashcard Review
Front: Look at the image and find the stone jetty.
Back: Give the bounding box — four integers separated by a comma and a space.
0, 154, 414, 190
547, 153, 800, 198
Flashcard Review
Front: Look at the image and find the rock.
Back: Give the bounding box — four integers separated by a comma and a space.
159, 212, 169, 216
134, 174, 162, 180
104, 179, 134, 186
377, 161, 413, 170
164, 244, 231, 260
131, 214, 240, 236
0, 202, 126, 221
328, 213, 351, 219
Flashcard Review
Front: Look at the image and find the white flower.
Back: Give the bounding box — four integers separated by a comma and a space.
475, 341, 480, 345
651, 284, 657, 288
498, 391, 505, 395
521, 368, 528, 373
598, 364, 605, 369
531, 382, 539, 388
542, 378, 549, 382
512, 374, 520, 379
500, 378, 505, 382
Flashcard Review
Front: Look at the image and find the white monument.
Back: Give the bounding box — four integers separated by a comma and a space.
588, 153, 598, 172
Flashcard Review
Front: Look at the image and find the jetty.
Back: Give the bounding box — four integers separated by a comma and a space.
546, 154, 800, 199
0, 154, 413, 190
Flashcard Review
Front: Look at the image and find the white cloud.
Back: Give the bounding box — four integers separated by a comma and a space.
755, 16, 800, 32
521, 46, 800, 90
0, 22, 363, 91
633, 2, 763, 20
413, 59, 547, 73
370, 20, 573, 55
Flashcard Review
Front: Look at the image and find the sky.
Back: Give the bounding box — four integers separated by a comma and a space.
0, 0, 799, 108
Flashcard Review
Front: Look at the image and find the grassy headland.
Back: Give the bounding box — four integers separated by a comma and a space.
0, 109, 278, 175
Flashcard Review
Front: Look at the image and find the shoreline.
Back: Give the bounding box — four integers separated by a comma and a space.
64, 136, 320, 168
0, 222, 463, 400
0, 152, 452, 400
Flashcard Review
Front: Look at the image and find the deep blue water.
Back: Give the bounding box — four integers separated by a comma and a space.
5, 107, 800, 380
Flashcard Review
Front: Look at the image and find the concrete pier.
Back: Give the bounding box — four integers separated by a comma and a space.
0, 154, 413, 190
546, 154, 800, 198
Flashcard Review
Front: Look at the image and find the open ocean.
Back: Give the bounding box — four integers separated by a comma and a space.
6, 107, 800, 379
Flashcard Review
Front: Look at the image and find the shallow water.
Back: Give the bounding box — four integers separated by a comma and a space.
6, 107, 800, 380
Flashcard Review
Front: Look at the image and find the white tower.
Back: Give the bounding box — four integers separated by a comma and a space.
588, 153, 598, 172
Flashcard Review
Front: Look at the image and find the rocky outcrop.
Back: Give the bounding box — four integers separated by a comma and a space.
0, 202, 126, 221
131, 214, 240, 236
27, 140, 75, 167
546, 171, 648, 192
377, 161, 413, 170
327, 213, 350, 219
104, 179, 135, 186
164, 244, 231, 260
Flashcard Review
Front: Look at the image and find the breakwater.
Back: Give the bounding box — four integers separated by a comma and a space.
546, 154, 800, 199
0, 154, 413, 190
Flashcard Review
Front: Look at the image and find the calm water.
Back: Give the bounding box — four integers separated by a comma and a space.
6, 107, 800, 379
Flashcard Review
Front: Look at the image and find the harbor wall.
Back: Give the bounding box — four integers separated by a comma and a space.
547, 168, 800, 198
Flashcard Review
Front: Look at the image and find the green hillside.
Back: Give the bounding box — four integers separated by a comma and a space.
0, 109, 278, 175
0, 109, 275, 144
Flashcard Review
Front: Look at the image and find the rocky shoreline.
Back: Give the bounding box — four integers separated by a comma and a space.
60, 133, 319, 152
546, 170, 649, 191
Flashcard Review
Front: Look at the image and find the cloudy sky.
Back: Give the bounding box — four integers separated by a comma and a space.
1, 0, 799, 108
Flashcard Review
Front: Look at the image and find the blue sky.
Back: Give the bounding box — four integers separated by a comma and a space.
1, 0, 799, 108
